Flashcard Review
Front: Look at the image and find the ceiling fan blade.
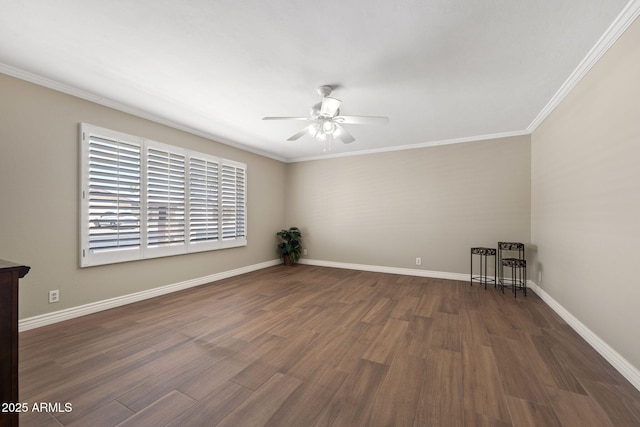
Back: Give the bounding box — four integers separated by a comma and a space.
262, 116, 309, 121
287, 124, 315, 141
333, 115, 389, 125
333, 123, 355, 144
319, 97, 341, 117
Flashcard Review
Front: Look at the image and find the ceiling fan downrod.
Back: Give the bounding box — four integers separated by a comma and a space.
316, 85, 333, 97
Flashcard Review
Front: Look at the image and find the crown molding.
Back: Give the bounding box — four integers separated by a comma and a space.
527, 0, 640, 132
0, 63, 287, 163
288, 129, 531, 163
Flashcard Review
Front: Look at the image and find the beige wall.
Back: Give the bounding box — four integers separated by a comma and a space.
0, 73, 286, 319
286, 135, 531, 274
531, 17, 640, 368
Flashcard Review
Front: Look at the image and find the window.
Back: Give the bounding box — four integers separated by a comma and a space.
188, 156, 220, 244
146, 145, 186, 255
80, 124, 246, 267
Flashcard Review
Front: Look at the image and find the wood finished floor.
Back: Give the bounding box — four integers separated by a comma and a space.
18, 265, 640, 426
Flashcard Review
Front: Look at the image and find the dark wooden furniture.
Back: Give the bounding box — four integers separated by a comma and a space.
0, 260, 29, 427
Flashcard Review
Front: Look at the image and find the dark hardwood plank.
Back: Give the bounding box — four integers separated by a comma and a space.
545, 386, 614, 427
115, 390, 195, 427
264, 365, 347, 427
216, 373, 301, 427
437, 279, 460, 314
361, 317, 409, 364
579, 379, 640, 427
390, 295, 419, 320
167, 382, 252, 427
429, 311, 461, 352
230, 330, 317, 390
18, 410, 63, 427
414, 283, 441, 318
360, 296, 394, 324
367, 353, 425, 426
491, 335, 551, 405
459, 308, 491, 348
115, 344, 226, 412
505, 396, 563, 427
543, 328, 623, 385
529, 334, 587, 394
176, 356, 252, 400
335, 322, 384, 373
415, 348, 464, 426
67, 401, 133, 427
464, 410, 513, 427
462, 344, 511, 423
312, 358, 389, 427
54, 344, 198, 424
405, 315, 434, 358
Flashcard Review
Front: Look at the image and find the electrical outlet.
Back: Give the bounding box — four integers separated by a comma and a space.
48, 290, 59, 303
416, 257, 422, 266
303, 249, 308, 256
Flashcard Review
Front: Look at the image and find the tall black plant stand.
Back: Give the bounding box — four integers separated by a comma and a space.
470, 247, 497, 289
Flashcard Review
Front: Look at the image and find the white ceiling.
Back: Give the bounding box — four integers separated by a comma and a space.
0, 0, 636, 162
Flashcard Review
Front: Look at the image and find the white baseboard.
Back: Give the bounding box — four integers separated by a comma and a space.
298, 258, 469, 281
18, 259, 281, 332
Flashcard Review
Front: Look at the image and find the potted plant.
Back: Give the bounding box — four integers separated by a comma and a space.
276, 227, 303, 266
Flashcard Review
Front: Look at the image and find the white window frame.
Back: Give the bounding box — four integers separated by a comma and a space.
80, 123, 247, 267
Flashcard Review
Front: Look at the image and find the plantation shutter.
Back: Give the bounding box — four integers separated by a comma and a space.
146, 147, 185, 248
220, 163, 246, 240
188, 157, 219, 243
86, 136, 141, 254
81, 123, 246, 267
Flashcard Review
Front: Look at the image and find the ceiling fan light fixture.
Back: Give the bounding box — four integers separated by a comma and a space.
308, 122, 320, 136
322, 120, 335, 134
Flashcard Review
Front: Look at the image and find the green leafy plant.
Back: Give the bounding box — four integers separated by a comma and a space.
276, 227, 303, 265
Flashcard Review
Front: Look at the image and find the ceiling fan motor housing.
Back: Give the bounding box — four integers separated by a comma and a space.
310, 103, 339, 119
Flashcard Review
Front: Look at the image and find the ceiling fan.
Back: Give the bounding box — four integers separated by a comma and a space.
262, 85, 389, 147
